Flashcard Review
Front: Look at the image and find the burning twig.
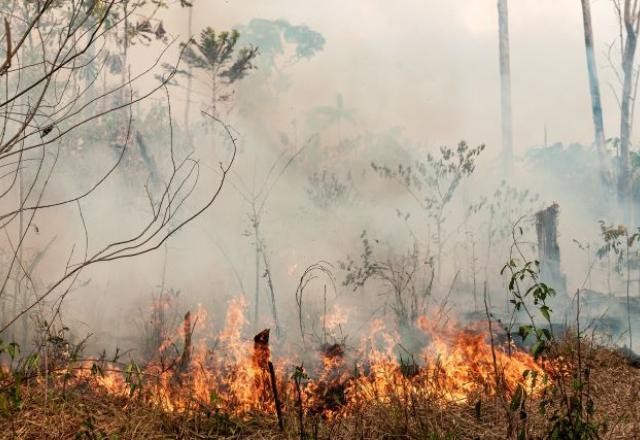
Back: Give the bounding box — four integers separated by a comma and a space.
484, 282, 513, 436
268, 360, 284, 431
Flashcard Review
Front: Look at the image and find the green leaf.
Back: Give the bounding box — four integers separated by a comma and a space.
571, 377, 584, 391
0, 393, 8, 415
531, 340, 545, 359
540, 305, 551, 323
6, 342, 19, 360
510, 384, 523, 411
518, 325, 533, 341
25, 354, 39, 371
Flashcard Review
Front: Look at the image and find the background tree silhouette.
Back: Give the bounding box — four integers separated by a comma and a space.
308, 93, 355, 147
181, 27, 258, 115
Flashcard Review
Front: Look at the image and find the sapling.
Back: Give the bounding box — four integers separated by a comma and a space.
371, 141, 485, 286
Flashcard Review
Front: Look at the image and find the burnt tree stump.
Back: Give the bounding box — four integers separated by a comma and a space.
535, 203, 566, 294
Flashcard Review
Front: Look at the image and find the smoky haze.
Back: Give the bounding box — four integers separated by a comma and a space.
3, 1, 638, 356
158, 0, 623, 151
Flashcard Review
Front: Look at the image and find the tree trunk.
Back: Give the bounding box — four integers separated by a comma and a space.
261, 247, 281, 338
252, 329, 272, 404
535, 203, 567, 294
184, 5, 194, 151
580, 0, 607, 177
253, 219, 261, 329
619, 13, 637, 221
211, 70, 217, 116
497, 0, 513, 176
121, 0, 129, 103
178, 311, 192, 372
627, 240, 633, 351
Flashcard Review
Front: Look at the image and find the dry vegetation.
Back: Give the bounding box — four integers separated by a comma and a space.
1, 331, 640, 440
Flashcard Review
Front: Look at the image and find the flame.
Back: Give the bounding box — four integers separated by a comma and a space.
53, 300, 546, 419
324, 304, 348, 333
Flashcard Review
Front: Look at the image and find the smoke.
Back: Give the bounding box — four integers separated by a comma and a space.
4, 1, 640, 359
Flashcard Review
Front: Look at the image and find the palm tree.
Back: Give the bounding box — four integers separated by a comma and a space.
309, 93, 355, 146
182, 27, 258, 115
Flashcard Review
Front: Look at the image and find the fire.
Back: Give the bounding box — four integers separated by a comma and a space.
52, 299, 546, 420
324, 304, 348, 333
327, 317, 544, 416
418, 317, 543, 401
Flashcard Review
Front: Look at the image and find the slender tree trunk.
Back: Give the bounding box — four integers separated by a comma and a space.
211, 70, 217, 116
619, 16, 637, 220
121, 0, 129, 103
580, 0, 607, 176
178, 311, 192, 371
11, 161, 23, 344
472, 239, 477, 312
436, 213, 443, 287
184, 5, 194, 151
498, 0, 513, 176
627, 240, 633, 351
253, 218, 261, 329
18, 167, 26, 348
261, 247, 281, 338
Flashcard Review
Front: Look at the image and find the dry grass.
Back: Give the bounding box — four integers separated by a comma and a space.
577, 347, 640, 439
2, 342, 640, 439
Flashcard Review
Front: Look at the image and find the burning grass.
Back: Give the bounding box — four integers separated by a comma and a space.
3, 300, 640, 438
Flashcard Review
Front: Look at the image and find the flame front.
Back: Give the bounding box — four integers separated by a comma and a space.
64, 300, 545, 419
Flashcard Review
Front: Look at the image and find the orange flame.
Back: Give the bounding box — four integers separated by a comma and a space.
59, 300, 546, 418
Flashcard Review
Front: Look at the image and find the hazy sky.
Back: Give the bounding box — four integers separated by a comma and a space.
156, 0, 626, 159
52, 0, 633, 346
